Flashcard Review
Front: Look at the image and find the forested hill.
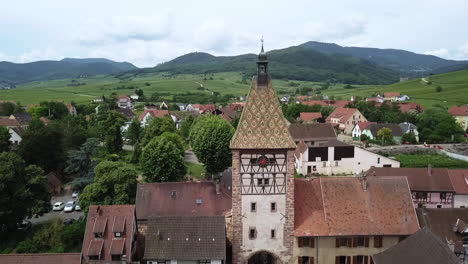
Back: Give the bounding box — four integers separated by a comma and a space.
145, 47, 400, 85
0, 58, 137, 84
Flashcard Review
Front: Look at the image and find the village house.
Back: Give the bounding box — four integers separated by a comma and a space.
298, 112, 322, 123
81, 205, 138, 263
280, 95, 290, 103
186, 104, 216, 113
130, 94, 139, 101
372, 227, 460, 264
416, 208, 468, 261
397, 102, 424, 114
9, 112, 32, 126
303, 100, 351, 108
448, 105, 468, 130
65, 103, 77, 116
326, 107, 368, 135
159, 101, 168, 109
229, 102, 245, 111
395, 94, 410, 101
294, 176, 419, 264
361, 123, 404, 144
0, 253, 81, 264
138, 109, 171, 127
383, 92, 400, 102
449, 169, 468, 208
399, 122, 419, 142
294, 139, 400, 176
177, 103, 186, 111
213, 107, 238, 123
7, 126, 24, 144
368, 167, 456, 208
118, 94, 133, 109
351, 122, 375, 139
288, 123, 337, 146
365, 96, 384, 103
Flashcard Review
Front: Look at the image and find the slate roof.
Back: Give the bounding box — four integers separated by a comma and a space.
399, 122, 417, 134
230, 76, 296, 149
368, 167, 454, 192
365, 123, 404, 137
82, 205, 136, 263
138, 109, 170, 121
144, 216, 226, 261
288, 123, 336, 141
135, 181, 232, 221
10, 113, 32, 125
372, 227, 459, 264
449, 169, 468, 195
294, 177, 419, 236
449, 105, 468, 116
0, 253, 81, 264
416, 208, 468, 247
299, 112, 322, 122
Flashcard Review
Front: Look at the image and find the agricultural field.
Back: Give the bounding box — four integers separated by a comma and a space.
395, 153, 468, 169
1, 70, 467, 108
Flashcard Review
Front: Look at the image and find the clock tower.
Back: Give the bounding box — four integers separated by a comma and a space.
230, 43, 296, 264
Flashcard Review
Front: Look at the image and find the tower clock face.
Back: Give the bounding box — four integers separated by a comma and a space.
240, 153, 287, 194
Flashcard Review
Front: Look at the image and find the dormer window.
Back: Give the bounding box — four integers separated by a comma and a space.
115, 232, 122, 238
196, 199, 203, 205
94, 232, 103, 238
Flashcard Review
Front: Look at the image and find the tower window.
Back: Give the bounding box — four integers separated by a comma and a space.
271, 202, 276, 212
251, 202, 256, 212
271, 229, 276, 239
249, 228, 257, 239
257, 178, 270, 186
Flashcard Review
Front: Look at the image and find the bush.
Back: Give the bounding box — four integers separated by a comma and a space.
436, 86, 442, 92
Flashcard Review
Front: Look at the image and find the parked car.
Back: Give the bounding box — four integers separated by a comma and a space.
63, 218, 75, 226
72, 191, 79, 198
64, 201, 76, 212
53, 202, 65, 211
16, 220, 32, 231
75, 204, 81, 211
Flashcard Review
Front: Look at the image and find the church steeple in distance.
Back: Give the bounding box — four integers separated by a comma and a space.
256, 37, 269, 86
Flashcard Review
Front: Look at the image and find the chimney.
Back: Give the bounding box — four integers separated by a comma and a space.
428, 164, 432, 176
215, 182, 220, 195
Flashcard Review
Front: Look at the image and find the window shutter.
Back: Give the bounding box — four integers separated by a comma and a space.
311, 237, 315, 248
352, 256, 357, 264
335, 256, 340, 264
336, 238, 340, 248
365, 237, 370, 247
352, 237, 357, 247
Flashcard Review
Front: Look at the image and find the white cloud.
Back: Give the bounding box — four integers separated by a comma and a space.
424, 48, 451, 59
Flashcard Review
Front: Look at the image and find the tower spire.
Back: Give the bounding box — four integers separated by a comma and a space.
256, 36, 268, 86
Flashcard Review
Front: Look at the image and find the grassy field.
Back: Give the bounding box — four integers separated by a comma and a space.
1, 70, 467, 108
395, 153, 468, 169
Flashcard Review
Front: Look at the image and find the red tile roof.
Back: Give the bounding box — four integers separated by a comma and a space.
0, 117, 20, 127
135, 181, 232, 220
299, 112, 322, 122
294, 177, 419, 236
368, 167, 454, 192
384, 92, 400, 98
303, 100, 327, 106
138, 109, 170, 121
356, 121, 375, 131
119, 94, 130, 100
192, 104, 216, 112
229, 102, 245, 111
398, 102, 424, 113
325, 107, 359, 123
449, 105, 468, 116
0, 253, 81, 264
449, 169, 468, 195
302, 100, 350, 108
82, 205, 136, 263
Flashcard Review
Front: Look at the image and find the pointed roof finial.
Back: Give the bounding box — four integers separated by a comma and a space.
260, 35, 264, 53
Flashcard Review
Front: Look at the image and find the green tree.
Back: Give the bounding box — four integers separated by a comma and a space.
179, 115, 194, 140
126, 118, 143, 146
0, 126, 11, 152
18, 119, 65, 172
377, 127, 394, 145
65, 138, 99, 178
140, 135, 186, 182
38, 101, 69, 120
401, 132, 418, 144
360, 134, 370, 148
141, 116, 175, 146
418, 108, 464, 143
79, 161, 138, 212
190, 115, 235, 175
0, 152, 51, 227
58, 115, 89, 150
100, 111, 125, 153
436, 86, 443, 92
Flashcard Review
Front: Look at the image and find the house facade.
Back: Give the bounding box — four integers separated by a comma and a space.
294, 139, 400, 176
361, 123, 404, 144
449, 105, 468, 130
383, 92, 400, 102
399, 122, 419, 142
326, 107, 367, 135
449, 169, 468, 208
294, 177, 420, 264
352, 122, 375, 139
138, 109, 171, 127
118, 94, 133, 109
368, 167, 456, 208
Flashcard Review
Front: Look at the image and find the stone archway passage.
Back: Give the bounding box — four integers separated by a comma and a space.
247, 251, 282, 264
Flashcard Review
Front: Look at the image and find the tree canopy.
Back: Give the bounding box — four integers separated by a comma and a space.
190, 115, 235, 175
0, 126, 11, 152
417, 108, 464, 143
140, 116, 175, 147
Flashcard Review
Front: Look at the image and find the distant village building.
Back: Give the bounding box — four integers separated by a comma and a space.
186, 104, 216, 113
395, 94, 410, 101
448, 169, 468, 208
298, 112, 322, 123
212, 107, 238, 123
294, 139, 400, 175
229, 102, 245, 111
288, 123, 337, 146
65, 103, 77, 116
352, 121, 376, 139
366, 96, 384, 103
383, 92, 400, 102
448, 105, 468, 130
138, 109, 170, 127
398, 102, 424, 113
399, 77, 409, 82
130, 94, 139, 101
326, 107, 368, 135
177, 103, 186, 111
361, 123, 404, 144
118, 94, 133, 109
399, 122, 419, 142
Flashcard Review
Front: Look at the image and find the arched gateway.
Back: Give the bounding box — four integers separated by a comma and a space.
247, 251, 282, 264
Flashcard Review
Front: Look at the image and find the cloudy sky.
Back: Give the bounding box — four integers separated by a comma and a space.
1, 0, 468, 67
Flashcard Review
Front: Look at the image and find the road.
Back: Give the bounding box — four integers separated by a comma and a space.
28, 194, 84, 225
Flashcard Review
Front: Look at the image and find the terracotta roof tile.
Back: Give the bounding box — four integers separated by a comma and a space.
448, 169, 468, 195
138, 109, 170, 121
368, 167, 454, 192
0, 253, 81, 264
325, 107, 359, 123
92, 217, 108, 233
398, 102, 424, 113
110, 238, 126, 255
87, 239, 104, 256
372, 227, 459, 264
299, 112, 322, 122
295, 177, 419, 236
384, 92, 400, 98
0, 117, 20, 127
112, 216, 126, 233
144, 216, 226, 261
230, 77, 296, 149
357, 121, 375, 131
136, 182, 232, 220
449, 105, 468, 116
